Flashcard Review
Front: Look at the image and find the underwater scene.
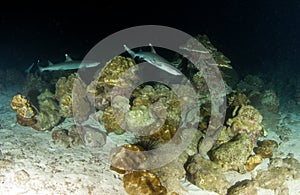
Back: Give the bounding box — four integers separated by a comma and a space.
1, 2, 300, 195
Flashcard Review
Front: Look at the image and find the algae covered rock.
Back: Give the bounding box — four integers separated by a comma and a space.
110, 144, 146, 174
226, 105, 265, 142
102, 105, 126, 135
10, 94, 37, 126
260, 89, 280, 113
186, 154, 230, 195
208, 134, 253, 173
245, 154, 263, 171
227, 179, 258, 195
51, 126, 83, 148
87, 56, 138, 111
253, 154, 300, 194
207, 105, 265, 173
236, 75, 264, 94
11, 90, 61, 130
253, 139, 278, 159
123, 170, 167, 195
151, 152, 189, 195
32, 89, 61, 130
55, 73, 77, 118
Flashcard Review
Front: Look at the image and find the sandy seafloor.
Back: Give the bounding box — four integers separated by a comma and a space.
1, 83, 300, 195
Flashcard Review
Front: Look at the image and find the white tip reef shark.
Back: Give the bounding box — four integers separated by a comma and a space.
36, 54, 100, 72
123, 44, 182, 76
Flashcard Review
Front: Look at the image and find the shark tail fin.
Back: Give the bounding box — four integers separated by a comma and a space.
25, 63, 35, 74
123, 45, 136, 58
38, 66, 44, 72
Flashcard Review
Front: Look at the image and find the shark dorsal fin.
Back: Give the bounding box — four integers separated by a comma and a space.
48, 60, 54, 66
65, 54, 73, 62
149, 43, 156, 54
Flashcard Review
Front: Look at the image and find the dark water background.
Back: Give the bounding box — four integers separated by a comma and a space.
0, 0, 299, 78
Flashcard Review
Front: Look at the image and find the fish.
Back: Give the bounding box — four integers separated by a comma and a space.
123, 44, 182, 76
25, 60, 40, 74
38, 54, 100, 72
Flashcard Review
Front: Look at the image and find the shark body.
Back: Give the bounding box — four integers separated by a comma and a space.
124, 44, 182, 76
38, 54, 100, 72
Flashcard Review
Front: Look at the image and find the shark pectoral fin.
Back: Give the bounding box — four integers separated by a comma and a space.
149, 43, 157, 54
65, 54, 73, 62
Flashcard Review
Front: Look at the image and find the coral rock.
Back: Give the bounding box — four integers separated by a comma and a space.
123, 170, 167, 195
253, 139, 278, 159
32, 89, 61, 131
51, 127, 83, 148
11, 94, 37, 126
226, 105, 265, 143
245, 154, 263, 171
110, 144, 146, 174
102, 106, 125, 135
16, 114, 37, 126
55, 74, 77, 118
186, 154, 230, 195
58, 94, 73, 118
227, 179, 258, 195
208, 134, 253, 173
228, 93, 250, 108
152, 152, 189, 195
260, 90, 280, 113
55, 73, 76, 101
86, 56, 138, 111
96, 56, 137, 89
11, 94, 36, 118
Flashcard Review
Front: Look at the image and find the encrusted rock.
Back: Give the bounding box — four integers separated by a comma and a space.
51, 126, 83, 148
110, 144, 146, 174
55, 74, 77, 118
186, 154, 230, 195
152, 152, 189, 194
227, 179, 258, 195
253, 154, 300, 194
245, 154, 263, 171
253, 139, 278, 158
10, 94, 37, 126
123, 170, 167, 195
87, 56, 138, 111
32, 89, 61, 130
208, 134, 253, 173
102, 106, 125, 135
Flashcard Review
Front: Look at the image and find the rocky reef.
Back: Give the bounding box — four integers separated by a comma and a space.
9, 34, 299, 195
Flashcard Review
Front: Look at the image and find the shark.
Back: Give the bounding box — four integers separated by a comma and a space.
25, 60, 40, 74
123, 44, 182, 76
37, 54, 100, 72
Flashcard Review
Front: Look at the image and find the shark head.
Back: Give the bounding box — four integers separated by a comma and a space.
124, 44, 182, 76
